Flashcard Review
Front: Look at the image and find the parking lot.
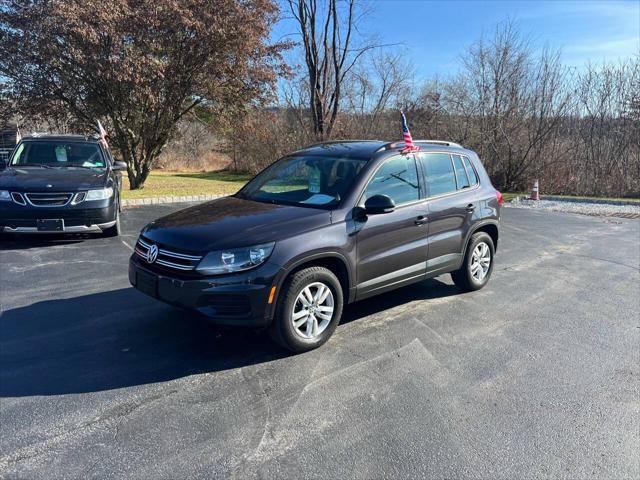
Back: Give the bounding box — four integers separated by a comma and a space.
1, 205, 638, 479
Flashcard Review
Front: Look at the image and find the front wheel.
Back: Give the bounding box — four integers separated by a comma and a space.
102, 201, 121, 237
270, 266, 344, 352
451, 232, 495, 291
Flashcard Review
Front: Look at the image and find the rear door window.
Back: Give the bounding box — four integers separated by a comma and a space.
420, 153, 457, 196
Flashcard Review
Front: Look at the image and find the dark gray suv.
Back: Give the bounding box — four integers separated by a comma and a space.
130, 140, 502, 352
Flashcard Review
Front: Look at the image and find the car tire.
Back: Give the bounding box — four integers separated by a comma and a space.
102, 201, 121, 237
451, 231, 495, 292
270, 266, 344, 352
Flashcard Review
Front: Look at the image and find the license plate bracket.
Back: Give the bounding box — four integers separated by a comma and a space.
137, 270, 158, 298
37, 219, 64, 232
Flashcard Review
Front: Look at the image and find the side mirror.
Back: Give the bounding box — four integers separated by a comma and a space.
0, 159, 7, 170
364, 194, 396, 214
112, 161, 127, 171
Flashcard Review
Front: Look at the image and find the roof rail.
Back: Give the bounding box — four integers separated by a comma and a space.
304, 139, 383, 149
414, 139, 463, 148
376, 139, 464, 152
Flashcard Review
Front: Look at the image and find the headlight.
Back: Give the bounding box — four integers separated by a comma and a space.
196, 242, 275, 274
85, 187, 113, 201
0, 190, 10, 201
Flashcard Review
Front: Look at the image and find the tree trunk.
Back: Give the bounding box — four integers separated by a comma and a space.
125, 152, 154, 190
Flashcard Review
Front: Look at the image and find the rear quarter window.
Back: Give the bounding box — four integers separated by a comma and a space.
463, 156, 479, 186
452, 155, 470, 189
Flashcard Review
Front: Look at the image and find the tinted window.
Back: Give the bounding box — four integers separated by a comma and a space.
421, 153, 457, 196
240, 155, 365, 208
363, 155, 420, 205
10, 141, 105, 168
452, 155, 470, 189
463, 156, 479, 185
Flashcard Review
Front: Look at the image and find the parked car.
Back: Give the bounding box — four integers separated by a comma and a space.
0, 134, 126, 236
130, 140, 502, 352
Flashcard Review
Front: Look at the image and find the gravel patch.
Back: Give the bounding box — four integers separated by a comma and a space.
506, 197, 640, 219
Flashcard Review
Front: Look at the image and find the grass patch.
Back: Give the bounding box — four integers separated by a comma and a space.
502, 192, 524, 202
121, 170, 252, 200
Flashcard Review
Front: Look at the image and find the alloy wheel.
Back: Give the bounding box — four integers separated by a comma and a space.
291, 282, 335, 339
470, 241, 491, 281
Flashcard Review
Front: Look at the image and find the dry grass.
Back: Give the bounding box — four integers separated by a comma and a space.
121, 170, 251, 199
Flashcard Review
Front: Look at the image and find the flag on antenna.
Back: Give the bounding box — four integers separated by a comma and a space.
97, 120, 109, 148
401, 111, 419, 153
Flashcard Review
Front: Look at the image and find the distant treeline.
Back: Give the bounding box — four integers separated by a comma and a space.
226, 22, 639, 197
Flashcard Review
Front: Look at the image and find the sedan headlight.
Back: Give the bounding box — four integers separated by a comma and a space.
196, 242, 275, 274
85, 187, 114, 201
0, 190, 10, 201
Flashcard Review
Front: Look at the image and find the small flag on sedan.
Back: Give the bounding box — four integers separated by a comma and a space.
97, 120, 109, 148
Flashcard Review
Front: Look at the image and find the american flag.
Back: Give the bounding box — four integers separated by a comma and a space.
97, 120, 109, 149
401, 111, 419, 152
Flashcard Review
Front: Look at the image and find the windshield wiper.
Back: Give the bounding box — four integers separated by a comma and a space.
54, 165, 100, 169
16, 163, 55, 169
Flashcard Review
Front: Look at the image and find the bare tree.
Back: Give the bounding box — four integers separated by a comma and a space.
287, 0, 382, 140
344, 52, 415, 137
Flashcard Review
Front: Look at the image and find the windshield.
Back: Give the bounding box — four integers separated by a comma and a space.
10, 141, 106, 168
239, 155, 366, 208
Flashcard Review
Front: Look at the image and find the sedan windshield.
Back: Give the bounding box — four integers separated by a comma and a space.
10, 141, 106, 168
239, 155, 366, 208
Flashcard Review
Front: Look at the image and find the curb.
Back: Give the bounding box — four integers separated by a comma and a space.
122, 194, 224, 208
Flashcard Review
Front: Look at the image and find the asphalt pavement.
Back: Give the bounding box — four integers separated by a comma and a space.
1, 205, 639, 479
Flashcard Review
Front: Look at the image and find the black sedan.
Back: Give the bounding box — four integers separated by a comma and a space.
0, 134, 126, 236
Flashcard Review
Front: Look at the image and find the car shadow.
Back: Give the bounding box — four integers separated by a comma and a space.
0, 278, 460, 397
342, 277, 460, 325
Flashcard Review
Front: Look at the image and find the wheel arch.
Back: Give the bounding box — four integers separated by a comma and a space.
267, 251, 354, 321
463, 221, 499, 258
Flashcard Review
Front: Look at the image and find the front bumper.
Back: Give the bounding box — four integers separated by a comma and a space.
0, 199, 116, 233
128, 255, 281, 327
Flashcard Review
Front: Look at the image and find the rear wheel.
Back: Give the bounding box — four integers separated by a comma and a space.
451, 232, 495, 291
270, 266, 343, 352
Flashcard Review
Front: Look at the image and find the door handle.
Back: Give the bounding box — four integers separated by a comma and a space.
466, 204, 476, 213
414, 215, 427, 226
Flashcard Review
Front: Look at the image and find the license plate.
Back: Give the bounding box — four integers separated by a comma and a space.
37, 219, 64, 231
137, 270, 158, 298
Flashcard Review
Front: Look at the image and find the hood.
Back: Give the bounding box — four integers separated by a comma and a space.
0, 167, 108, 192
142, 196, 332, 252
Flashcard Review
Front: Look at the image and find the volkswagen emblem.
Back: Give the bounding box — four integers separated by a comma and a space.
146, 244, 159, 264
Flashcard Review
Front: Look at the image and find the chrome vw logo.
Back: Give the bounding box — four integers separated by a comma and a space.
146, 244, 159, 264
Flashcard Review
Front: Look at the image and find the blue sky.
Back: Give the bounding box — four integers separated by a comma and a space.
273, 0, 640, 79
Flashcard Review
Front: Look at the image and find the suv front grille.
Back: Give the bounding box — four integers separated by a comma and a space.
25, 192, 73, 207
135, 237, 203, 272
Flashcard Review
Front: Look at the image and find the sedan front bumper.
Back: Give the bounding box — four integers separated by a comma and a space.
0, 198, 116, 233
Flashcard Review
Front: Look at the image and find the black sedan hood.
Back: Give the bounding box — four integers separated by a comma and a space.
142, 196, 332, 252
0, 167, 108, 192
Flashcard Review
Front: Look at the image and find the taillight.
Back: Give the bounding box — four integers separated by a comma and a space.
495, 190, 504, 206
